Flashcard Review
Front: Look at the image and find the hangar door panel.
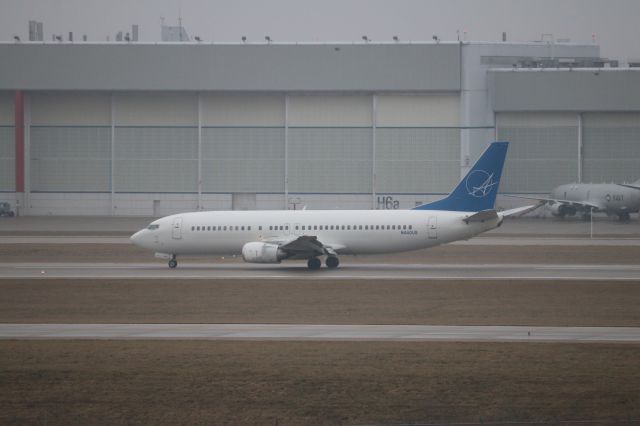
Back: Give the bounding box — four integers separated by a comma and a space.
31, 126, 111, 192
114, 127, 198, 193
583, 113, 640, 183
0, 94, 15, 191
202, 127, 285, 193
0, 126, 14, 191
113, 94, 198, 193
0, 93, 15, 125
496, 112, 578, 193
376, 95, 460, 194
28, 93, 112, 192
201, 94, 285, 193
288, 95, 372, 193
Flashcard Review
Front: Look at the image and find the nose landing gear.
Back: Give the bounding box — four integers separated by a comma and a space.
168, 255, 177, 269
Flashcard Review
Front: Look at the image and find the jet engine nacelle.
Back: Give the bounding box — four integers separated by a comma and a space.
550, 203, 576, 217
241, 242, 286, 263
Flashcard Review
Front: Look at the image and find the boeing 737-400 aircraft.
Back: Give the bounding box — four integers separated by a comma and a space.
130, 141, 534, 269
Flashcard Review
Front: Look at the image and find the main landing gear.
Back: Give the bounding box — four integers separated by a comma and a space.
168, 255, 177, 269
306, 256, 340, 270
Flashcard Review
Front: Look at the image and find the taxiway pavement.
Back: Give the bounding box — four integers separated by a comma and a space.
2, 262, 640, 280
2, 323, 639, 343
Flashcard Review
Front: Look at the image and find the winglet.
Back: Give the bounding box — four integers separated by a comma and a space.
413, 141, 509, 212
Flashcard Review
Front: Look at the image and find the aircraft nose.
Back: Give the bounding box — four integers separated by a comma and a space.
130, 230, 144, 246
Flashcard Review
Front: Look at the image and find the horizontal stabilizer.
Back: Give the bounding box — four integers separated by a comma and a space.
501, 203, 544, 217
463, 209, 498, 224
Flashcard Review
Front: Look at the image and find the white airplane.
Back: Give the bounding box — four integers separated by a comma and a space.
130, 141, 534, 269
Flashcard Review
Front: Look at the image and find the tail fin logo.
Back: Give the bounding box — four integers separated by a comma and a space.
466, 170, 498, 198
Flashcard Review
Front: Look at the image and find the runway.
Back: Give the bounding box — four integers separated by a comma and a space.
2, 262, 640, 280
2, 323, 640, 343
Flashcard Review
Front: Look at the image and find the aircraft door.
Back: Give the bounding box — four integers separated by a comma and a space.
172, 217, 183, 240
428, 216, 437, 239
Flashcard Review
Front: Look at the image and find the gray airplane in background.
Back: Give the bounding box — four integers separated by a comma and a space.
515, 179, 640, 221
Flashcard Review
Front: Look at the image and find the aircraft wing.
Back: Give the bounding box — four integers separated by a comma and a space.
263, 235, 344, 259
504, 195, 601, 210
618, 184, 640, 190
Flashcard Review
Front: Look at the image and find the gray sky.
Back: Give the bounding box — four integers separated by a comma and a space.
2, 0, 640, 62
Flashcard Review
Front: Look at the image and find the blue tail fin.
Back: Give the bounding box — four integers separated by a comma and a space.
413, 141, 508, 212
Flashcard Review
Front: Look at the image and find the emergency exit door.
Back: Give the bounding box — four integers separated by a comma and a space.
172, 217, 183, 240
428, 216, 437, 239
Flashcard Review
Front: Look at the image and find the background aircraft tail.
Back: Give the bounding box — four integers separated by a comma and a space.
413, 141, 508, 212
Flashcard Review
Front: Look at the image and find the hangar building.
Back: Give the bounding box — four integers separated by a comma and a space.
1, 41, 639, 216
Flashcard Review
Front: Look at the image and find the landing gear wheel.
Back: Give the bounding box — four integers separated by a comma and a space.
307, 258, 321, 270
168, 257, 178, 269
619, 212, 630, 221
326, 256, 340, 269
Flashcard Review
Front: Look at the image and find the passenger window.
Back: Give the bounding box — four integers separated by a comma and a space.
403, 225, 407, 230
191, 226, 195, 231
365, 225, 368, 230
285, 225, 289, 230
347, 225, 351, 230
359, 225, 362, 230
269, 226, 272, 230
241, 226, 245, 231
409, 225, 412, 230
319, 225, 323, 230
259, 226, 262, 230
279, 226, 283, 231
302, 226, 306, 230
224, 226, 227, 231
375, 225, 379, 230
248, 226, 251, 231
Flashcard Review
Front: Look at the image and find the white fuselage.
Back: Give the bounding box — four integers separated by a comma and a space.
131, 209, 501, 257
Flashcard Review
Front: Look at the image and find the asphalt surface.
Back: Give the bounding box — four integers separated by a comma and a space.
3, 215, 640, 343
2, 324, 640, 343
2, 262, 640, 280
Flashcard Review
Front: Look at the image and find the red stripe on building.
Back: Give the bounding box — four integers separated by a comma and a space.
15, 91, 24, 193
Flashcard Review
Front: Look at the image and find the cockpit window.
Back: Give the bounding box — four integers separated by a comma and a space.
147, 224, 160, 230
